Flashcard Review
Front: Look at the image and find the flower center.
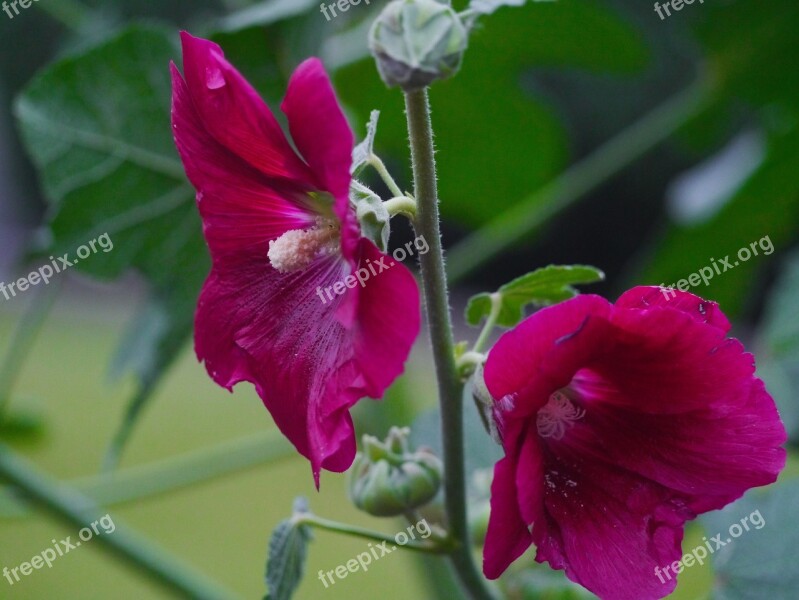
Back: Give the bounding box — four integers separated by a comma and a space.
267, 218, 340, 273
536, 391, 585, 440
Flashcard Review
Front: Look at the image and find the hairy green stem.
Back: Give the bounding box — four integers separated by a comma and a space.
0, 281, 61, 421
0, 443, 239, 599
404, 88, 497, 600
447, 80, 711, 283
296, 514, 452, 554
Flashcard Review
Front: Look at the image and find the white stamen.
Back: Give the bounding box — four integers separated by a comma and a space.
536, 391, 585, 440
268, 218, 339, 273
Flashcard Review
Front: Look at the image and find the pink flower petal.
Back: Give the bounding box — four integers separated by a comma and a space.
178, 32, 314, 185
171, 63, 311, 262
484, 295, 612, 410
530, 442, 686, 600
281, 58, 354, 203
483, 454, 533, 579
615, 285, 731, 331
195, 242, 419, 485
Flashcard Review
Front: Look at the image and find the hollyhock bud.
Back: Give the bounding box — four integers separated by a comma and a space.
369, 0, 468, 91
349, 427, 443, 516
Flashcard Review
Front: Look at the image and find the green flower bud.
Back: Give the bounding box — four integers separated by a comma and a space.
348, 427, 443, 517
369, 0, 469, 91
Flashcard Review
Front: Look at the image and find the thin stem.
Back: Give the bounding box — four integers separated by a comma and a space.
446, 80, 711, 283
0, 430, 294, 519
384, 195, 418, 219
368, 154, 405, 199
0, 281, 62, 421
295, 514, 452, 554
403, 509, 451, 545
0, 443, 239, 600
404, 88, 497, 600
472, 293, 502, 354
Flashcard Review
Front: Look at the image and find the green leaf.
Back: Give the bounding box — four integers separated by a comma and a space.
350, 180, 390, 252
761, 251, 799, 358
265, 499, 313, 600
351, 110, 380, 176
757, 250, 799, 442
14, 25, 208, 465
464, 294, 494, 328
465, 265, 604, 328
700, 480, 799, 600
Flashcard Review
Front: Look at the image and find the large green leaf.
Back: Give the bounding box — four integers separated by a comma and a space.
14, 25, 207, 465
335, 0, 649, 227
700, 480, 799, 600
757, 250, 799, 442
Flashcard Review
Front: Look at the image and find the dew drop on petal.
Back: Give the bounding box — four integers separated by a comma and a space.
205, 66, 226, 90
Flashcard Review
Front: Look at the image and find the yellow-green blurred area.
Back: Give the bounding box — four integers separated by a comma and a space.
0, 286, 433, 599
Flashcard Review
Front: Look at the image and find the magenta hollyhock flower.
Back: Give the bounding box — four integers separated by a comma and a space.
482, 286, 786, 599
170, 32, 420, 485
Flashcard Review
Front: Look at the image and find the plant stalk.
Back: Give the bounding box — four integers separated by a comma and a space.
296, 514, 451, 554
404, 88, 497, 600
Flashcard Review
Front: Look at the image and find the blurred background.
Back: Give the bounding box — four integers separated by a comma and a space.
0, 0, 798, 598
